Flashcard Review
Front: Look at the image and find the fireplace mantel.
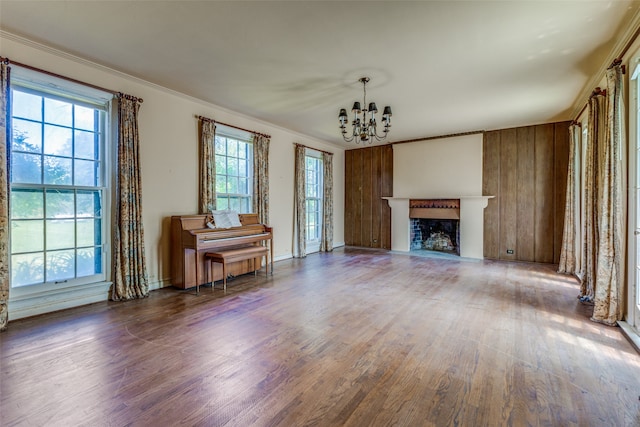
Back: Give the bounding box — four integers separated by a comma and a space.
382, 196, 493, 259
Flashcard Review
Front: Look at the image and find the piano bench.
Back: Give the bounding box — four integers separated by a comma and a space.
204, 246, 269, 292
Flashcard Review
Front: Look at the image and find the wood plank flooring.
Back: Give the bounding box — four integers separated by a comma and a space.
2, 247, 639, 426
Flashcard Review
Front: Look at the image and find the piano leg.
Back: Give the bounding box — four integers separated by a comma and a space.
196, 250, 200, 295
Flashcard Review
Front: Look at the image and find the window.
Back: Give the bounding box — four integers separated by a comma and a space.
305, 154, 323, 243
10, 78, 110, 290
215, 133, 252, 212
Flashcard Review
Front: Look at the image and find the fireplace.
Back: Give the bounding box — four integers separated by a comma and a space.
383, 196, 492, 259
409, 199, 460, 255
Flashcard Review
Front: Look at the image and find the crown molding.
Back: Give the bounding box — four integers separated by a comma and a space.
0, 30, 344, 152
570, 7, 640, 119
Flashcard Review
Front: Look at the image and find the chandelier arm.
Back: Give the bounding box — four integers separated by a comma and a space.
342, 133, 355, 143
372, 128, 390, 141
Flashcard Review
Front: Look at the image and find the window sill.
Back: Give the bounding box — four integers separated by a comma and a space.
619, 320, 640, 355
8, 280, 112, 321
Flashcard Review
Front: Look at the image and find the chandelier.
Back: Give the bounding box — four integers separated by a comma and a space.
338, 77, 392, 144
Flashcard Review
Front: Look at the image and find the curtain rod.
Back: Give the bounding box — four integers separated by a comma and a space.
574, 87, 607, 121
0, 56, 142, 103
196, 115, 271, 139
294, 142, 333, 156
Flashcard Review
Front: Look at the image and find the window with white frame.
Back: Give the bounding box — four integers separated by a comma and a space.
305, 153, 323, 243
215, 132, 253, 212
9, 76, 110, 290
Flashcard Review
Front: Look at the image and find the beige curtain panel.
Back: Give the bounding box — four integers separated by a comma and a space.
199, 119, 216, 214
320, 152, 333, 252
111, 95, 149, 301
293, 145, 306, 258
0, 61, 10, 331
558, 124, 581, 275
580, 93, 605, 302
253, 134, 270, 225
592, 64, 625, 326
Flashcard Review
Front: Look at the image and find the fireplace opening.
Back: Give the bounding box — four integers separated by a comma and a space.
410, 218, 460, 255
409, 199, 460, 256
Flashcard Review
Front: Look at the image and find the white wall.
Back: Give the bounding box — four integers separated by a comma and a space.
392, 134, 483, 197
1, 34, 344, 308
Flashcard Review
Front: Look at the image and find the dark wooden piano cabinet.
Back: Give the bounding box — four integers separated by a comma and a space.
170, 213, 273, 289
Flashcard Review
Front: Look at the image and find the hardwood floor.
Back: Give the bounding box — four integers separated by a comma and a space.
1, 247, 639, 426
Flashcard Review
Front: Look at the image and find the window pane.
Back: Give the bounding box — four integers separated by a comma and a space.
10, 83, 108, 289
46, 189, 75, 218
77, 218, 101, 247
636, 150, 640, 188
228, 140, 238, 157
44, 156, 72, 185
11, 220, 44, 253
216, 175, 227, 193
13, 91, 42, 121
77, 191, 101, 217
44, 98, 72, 127
215, 136, 226, 155
74, 105, 95, 131
11, 253, 44, 287
44, 125, 72, 156
216, 135, 252, 213
11, 189, 44, 219
227, 177, 238, 194
217, 197, 229, 210
237, 143, 247, 159
75, 130, 97, 160
75, 159, 99, 187
239, 177, 248, 194
215, 156, 226, 174
241, 197, 250, 213
636, 188, 640, 226
13, 119, 42, 153
229, 197, 240, 212
46, 219, 75, 250
46, 249, 76, 282
78, 247, 101, 276
12, 153, 42, 184
228, 158, 238, 176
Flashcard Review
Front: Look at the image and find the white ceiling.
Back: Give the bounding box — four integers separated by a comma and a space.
1, 1, 638, 148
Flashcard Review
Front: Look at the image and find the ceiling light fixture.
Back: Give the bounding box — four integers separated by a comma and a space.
338, 77, 392, 144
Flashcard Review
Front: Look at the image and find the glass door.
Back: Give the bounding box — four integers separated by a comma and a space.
631, 63, 640, 332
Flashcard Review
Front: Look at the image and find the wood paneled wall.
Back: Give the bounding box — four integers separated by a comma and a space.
483, 122, 570, 263
344, 145, 393, 249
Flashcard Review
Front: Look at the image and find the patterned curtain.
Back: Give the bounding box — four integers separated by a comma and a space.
592, 65, 625, 325
558, 124, 581, 275
252, 134, 270, 224
580, 93, 605, 302
320, 152, 333, 252
199, 119, 216, 214
293, 144, 306, 258
0, 60, 10, 331
111, 94, 149, 301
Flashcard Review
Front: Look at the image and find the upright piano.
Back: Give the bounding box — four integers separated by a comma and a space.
170, 213, 273, 289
